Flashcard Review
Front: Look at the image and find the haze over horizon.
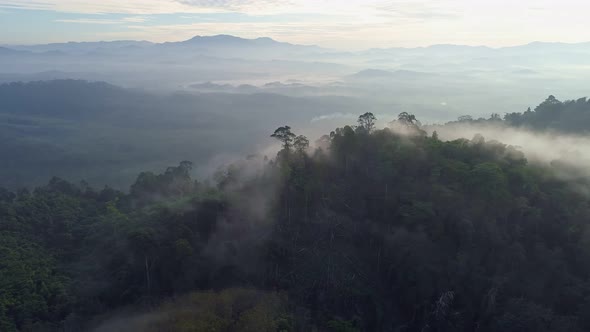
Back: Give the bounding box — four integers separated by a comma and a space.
4, 33, 590, 51
1, 0, 590, 49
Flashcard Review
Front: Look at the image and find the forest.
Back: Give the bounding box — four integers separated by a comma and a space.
3, 102, 590, 331
447, 95, 590, 133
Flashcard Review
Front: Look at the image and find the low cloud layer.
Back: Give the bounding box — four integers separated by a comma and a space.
431, 122, 590, 179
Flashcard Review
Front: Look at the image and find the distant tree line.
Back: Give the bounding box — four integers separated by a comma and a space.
451, 95, 590, 133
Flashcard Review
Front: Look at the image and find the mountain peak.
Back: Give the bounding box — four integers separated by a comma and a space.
185, 34, 261, 44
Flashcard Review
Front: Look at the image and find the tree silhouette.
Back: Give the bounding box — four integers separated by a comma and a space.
294, 135, 310, 153
398, 112, 417, 126
358, 112, 377, 132
271, 126, 296, 150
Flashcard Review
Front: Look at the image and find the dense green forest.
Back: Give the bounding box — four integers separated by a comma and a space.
450, 95, 590, 132
3, 108, 590, 331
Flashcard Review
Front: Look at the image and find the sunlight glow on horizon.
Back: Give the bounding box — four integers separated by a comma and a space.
1, 0, 589, 49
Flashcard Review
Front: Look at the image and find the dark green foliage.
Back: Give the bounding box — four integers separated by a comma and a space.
4, 114, 590, 331
293, 135, 310, 153
272, 126, 297, 150
0, 235, 69, 332
0, 162, 241, 331
357, 112, 376, 133
452, 95, 590, 133
130, 160, 196, 206
264, 124, 590, 331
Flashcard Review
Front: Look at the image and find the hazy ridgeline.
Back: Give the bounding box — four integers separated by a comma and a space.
2, 36, 590, 122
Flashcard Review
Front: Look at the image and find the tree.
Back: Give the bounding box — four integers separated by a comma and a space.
271, 126, 296, 150
458, 115, 473, 122
504, 112, 523, 126
544, 95, 560, 105
358, 112, 377, 132
489, 113, 502, 121
294, 135, 310, 153
398, 112, 417, 126
128, 228, 158, 295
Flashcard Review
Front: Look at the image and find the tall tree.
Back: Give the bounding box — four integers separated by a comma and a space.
271, 126, 296, 150
398, 112, 417, 126
294, 135, 310, 153
358, 112, 377, 132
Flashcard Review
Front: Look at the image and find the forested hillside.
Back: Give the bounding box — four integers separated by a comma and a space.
450, 95, 590, 133
3, 112, 590, 331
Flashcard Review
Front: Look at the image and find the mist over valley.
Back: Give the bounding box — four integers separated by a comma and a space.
4, 3, 590, 331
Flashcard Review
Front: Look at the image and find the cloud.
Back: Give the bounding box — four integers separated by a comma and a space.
430, 122, 590, 182
0, 0, 461, 17
374, 1, 461, 20
122, 16, 149, 23
0, 0, 220, 14
3, 0, 590, 48
54, 16, 148, 25
311, 112, 358, 123
0, 0, 302, 15
176, 0, 293, 14
55, 18, 122, 25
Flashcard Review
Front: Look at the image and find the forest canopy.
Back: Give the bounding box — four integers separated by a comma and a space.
3, 107, 590, 331
451, 95, 590, 133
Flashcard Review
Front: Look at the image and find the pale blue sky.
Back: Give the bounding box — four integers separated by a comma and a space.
1, 0, 589, 49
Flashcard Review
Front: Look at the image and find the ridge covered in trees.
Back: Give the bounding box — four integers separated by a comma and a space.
3, 111, 590, 331
451, 95, 590, 133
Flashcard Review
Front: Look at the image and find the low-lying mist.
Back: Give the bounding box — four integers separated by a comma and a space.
429, 122, 590, 180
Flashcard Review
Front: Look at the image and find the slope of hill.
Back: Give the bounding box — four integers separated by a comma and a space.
2, 118, 590, 331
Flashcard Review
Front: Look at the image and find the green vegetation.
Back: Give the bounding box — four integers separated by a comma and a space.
453, 95, 590, 133
3, 110, 590, 331
0, 80, 373, 189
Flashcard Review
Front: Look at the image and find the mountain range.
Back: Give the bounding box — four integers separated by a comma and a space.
2, 35, 322, 58
1, 34, 590, 128
3, 35, 590, 57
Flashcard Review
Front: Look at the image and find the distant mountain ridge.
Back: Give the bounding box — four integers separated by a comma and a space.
5, 35, 323, 55
4, 36, 590, 56
174, 34, 318, 48
0, 46, 29, 56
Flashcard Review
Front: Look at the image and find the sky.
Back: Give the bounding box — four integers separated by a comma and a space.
1, 0, 589, 49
